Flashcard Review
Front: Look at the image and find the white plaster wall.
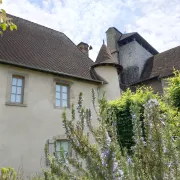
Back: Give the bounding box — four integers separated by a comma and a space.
94, 66, 120, 100
0, 64, 101, 178
119, 41, 153, 76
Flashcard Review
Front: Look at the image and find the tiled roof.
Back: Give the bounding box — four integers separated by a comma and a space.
140, 46, 180, 81
0, 15, 104, 83
92, 43, 123, 71
95, 44, 117, 64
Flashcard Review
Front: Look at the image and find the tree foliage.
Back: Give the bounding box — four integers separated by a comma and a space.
166, 70, 180, 109
2, 72, 180, 179
43, 86, 180, 179
108, 87, 158, 151
0, 1, 17, 34
0, 167, 17, 180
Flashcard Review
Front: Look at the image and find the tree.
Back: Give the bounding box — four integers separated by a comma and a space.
0, 0, 17, 34
44, 88, 180, 179
2, 73, 180, 179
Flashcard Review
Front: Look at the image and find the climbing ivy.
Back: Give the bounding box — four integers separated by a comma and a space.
109, 87, 161, 151
165, 70, 180, 109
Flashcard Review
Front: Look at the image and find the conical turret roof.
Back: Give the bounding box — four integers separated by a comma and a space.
95, 44, 116, 64
91, 43, 123, 72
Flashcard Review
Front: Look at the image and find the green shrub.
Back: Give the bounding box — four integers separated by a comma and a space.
109, 87, 158, 150
44, 90, 180, 179
166, 70, 180, 109
0, 167, 17, 180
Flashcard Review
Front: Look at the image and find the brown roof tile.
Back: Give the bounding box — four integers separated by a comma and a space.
95, 44, 116, 64
140, 45, 180, 81
0, 15, 104, 83
91, 43, 123, 72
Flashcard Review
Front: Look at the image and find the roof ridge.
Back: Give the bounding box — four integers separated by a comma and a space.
7, 13, 66, 37
153, 45, 180, 58
0, 14, 100, 83
8, 14, 95, 64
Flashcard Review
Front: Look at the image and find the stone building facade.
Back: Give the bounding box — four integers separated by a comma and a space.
105, 27, 180, 93
0, 15, 121, 177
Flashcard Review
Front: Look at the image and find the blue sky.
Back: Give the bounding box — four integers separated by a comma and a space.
2, 0, 180, 60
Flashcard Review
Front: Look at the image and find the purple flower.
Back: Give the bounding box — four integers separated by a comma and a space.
113, 162, 118, 172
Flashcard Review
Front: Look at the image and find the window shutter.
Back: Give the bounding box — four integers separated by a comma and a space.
48, 139, 55, 156
45, 139, 55, 165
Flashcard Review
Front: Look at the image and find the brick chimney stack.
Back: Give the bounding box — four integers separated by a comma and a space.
77, 42, 92, 57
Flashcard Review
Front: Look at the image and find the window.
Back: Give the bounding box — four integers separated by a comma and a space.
46, 139, 70, 162
10, 76, 24, 104
55, 84, 69, 108
56, 140, 69, 159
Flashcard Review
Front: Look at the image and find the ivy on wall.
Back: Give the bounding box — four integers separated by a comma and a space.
166, 70, 180, 109
109, 88, 160, 151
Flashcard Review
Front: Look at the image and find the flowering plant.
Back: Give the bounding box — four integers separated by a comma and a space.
44, 88, 180, 179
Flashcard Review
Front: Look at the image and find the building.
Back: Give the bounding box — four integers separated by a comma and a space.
106, 27, 180, 94
0, 15, 122, 178
1, 14, 179, 177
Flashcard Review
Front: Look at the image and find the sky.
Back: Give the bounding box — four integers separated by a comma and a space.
2, 0, 180, 60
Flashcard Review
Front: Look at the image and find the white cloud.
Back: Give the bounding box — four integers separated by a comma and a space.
1, 0, 180, 60
125, 0, 180, 52
1, 0, 124, 60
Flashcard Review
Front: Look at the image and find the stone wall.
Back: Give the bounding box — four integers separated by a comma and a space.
131, 78, 163, 94
119, 40, 153, 84
0, 64, 103, 177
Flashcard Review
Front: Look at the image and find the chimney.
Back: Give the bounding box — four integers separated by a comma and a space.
77, 42, 92, 57
106, 27, 122, 63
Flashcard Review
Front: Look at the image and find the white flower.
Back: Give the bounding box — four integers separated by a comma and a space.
105, 131, 111, 146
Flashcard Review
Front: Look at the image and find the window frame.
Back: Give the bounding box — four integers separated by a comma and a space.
53, 78, 72, 109
5, 71, 28, 107
55, 140, 71, 158
55, 83, 69, 108
10, 75, 25, 104
45, 137, 72, 165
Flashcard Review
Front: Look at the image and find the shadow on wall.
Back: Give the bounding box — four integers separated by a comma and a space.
121, 66, 139, 85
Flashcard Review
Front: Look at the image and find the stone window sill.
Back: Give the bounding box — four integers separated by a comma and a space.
5, 102, 27, 107
54, 105, 70, 110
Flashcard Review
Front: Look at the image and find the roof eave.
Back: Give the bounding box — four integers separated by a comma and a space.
129, 76, 159, 86
91, 62, 123, 71
118, 33, 159, 55
0, 59, 104, 84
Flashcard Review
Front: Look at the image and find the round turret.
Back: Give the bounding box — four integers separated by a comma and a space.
91, 43, 123, 100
